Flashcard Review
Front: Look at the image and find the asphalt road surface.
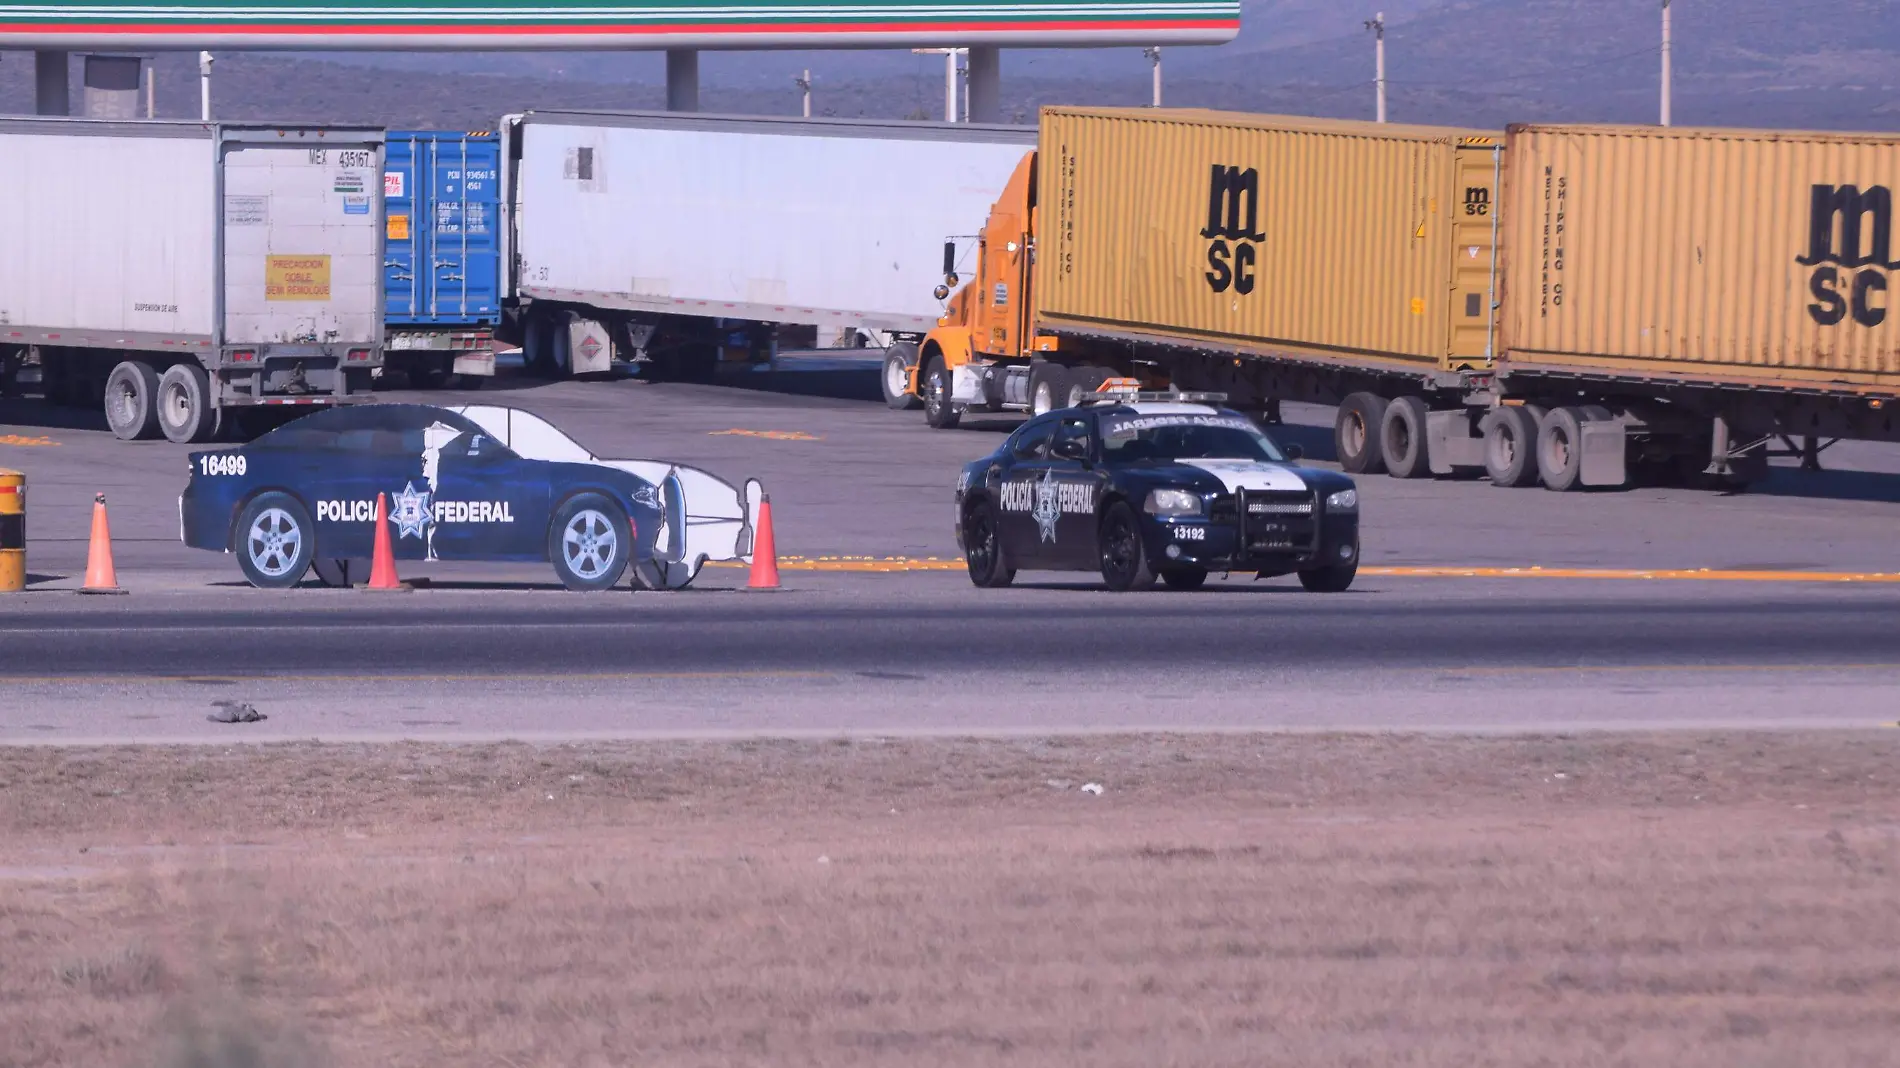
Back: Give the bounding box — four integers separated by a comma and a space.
5, 362, 1900, 579
4, 361, 1900, 743
3, 573, 1897, 742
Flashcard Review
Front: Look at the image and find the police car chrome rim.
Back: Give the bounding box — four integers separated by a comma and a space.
562, 510, 618, 578
247, 508, 302, 578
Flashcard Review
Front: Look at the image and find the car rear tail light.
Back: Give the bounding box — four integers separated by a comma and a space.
346, 348, 372, 362
230, 349, 256, 362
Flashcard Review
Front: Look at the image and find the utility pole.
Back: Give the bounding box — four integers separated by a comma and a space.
1143, 46, 1162, 107
1365, 12, 1387, 123
198, 51, 213, 121
911, 47, 965, 122
1660, 0, 1673, 126
795, 69, 812, 118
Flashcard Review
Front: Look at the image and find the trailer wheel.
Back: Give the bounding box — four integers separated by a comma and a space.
1482, 406, 1542, 487
882, 344, 921, 411
411, 364, 450, 390
1335, 393, 1390, 474
922, 357, 962, 430
1380, 396, 1431, 479
1538, 406, 1609, 492
1065, 365, 1112, 407
103, 360, 161, 441
1029, 361, 1068, 416
454, 374, 487, 391
157, 363, 216, 444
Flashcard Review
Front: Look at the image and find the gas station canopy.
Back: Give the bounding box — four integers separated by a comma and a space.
0, 1, 1241, 49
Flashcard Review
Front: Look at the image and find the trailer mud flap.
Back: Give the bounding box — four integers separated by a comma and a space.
1580, 420, 1628, 487
1426, 410, 1486, 475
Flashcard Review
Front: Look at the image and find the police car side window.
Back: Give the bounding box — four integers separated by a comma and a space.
1053, 417, 1092, 458
1011, 419, 1057, 460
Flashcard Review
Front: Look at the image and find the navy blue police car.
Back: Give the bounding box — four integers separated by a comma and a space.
181, 403, 762, 591
953, 393, 1360, 592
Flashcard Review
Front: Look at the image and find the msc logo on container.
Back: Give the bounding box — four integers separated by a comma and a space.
1201, 164, 1266, 295
1798, 184, 1898, 328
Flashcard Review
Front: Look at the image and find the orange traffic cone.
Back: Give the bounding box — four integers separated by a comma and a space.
747, 494, 780, 591
79, 493, 126, 595
365, 493, 408, 592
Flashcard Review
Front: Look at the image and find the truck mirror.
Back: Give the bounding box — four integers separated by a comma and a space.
942, 240, 956, 277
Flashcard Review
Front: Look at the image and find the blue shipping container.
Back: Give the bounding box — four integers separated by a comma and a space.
384, 131, 502, 328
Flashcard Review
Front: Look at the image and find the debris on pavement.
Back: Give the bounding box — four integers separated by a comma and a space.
206, 701, 266, 724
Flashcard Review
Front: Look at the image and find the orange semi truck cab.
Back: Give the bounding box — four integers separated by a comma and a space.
907, 148, 1162, 429
912, 150, 1043, 429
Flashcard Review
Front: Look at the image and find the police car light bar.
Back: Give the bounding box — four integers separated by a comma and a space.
1078, 383, 1230, 406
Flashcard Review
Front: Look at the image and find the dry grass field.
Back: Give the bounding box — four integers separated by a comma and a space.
3, 733, 1897, 1068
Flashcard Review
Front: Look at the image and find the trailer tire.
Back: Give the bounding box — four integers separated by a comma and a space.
1029, 361, 1068, 417
1482, 406, 1542, 487
882, 344, 921, 411
157, 363, 216, 444
1335, 393, 1389, 474
1537, 406, 1605, 492
1065, 365, 1112, 407
922, 357, 962, 430
455, 374, 487, 391
104, 360, 161, 441
411, 365, 450, 390
1381, 396, 1431, 479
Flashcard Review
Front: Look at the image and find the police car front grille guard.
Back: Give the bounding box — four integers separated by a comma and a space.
1236, 488, 1320, 556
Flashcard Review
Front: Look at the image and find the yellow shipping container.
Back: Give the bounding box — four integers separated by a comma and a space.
1034, 107, 1504, 374
1502, 123, 1900, 392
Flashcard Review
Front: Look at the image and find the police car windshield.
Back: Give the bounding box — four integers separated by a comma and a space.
1100, 413, 1286, 463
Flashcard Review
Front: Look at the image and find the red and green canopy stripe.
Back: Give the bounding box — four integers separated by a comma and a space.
0, 2, 1241, 47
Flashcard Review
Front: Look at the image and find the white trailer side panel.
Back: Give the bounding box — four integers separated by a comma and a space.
0, 129, 216, 341
513, 116, 1035, 333
221, 142, 384, 345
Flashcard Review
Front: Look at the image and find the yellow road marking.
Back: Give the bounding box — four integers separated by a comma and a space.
0, 434, 59, 447
711, 558, 1900, 582
709, 429, 822, 441
1363, 566, 1900, 583
0, 670, 830, 686
1451, 662, 1900, 677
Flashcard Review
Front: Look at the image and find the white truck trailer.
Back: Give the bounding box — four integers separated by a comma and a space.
497, 110, 1037, 383
0, 119, 385, 442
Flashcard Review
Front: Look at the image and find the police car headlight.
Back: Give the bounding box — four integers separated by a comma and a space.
1144, 489, 1203, 517
1326, 489, 1359, 513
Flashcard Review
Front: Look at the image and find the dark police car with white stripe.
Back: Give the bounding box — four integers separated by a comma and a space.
954, 393, 1360, 592
181, 403, 762, 591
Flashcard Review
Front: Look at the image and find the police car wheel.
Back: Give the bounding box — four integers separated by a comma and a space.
1160, 567, 1208, 591
1298, 559, 1358, 593
962, 500, 1015, 588
235, 492, 315, 590
549, 494, 631, 592
1098, 501, 1157, 592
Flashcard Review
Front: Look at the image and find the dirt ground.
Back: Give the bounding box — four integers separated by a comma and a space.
2, 733, 1897, 1068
